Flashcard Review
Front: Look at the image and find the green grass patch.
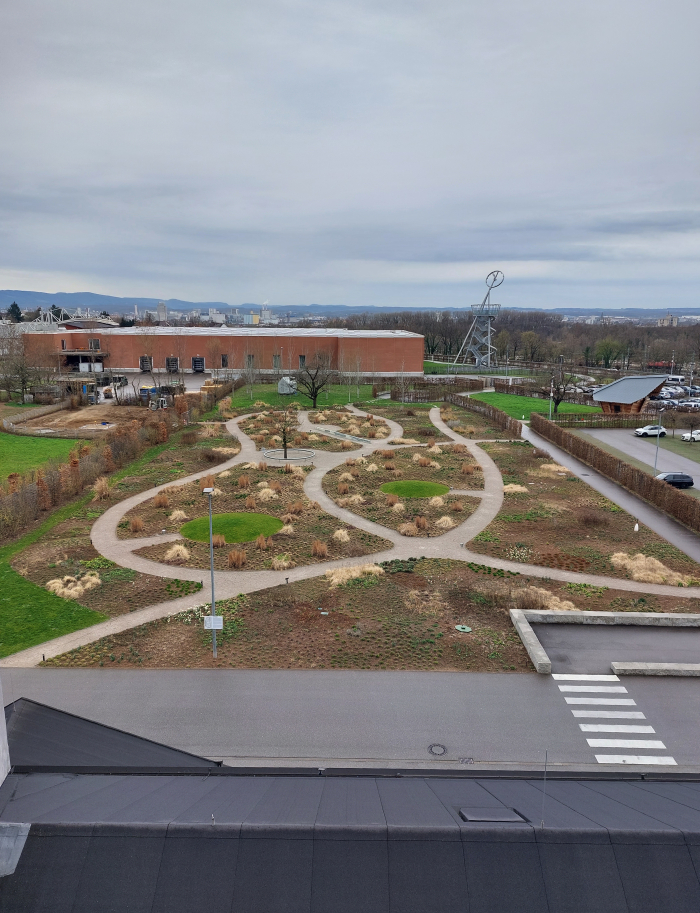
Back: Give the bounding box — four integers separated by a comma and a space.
380, 480, 450, 498
181, 512, 284, 543
470, 392, 601, 421
0, 433, 78, 479
231, 383, 376, 410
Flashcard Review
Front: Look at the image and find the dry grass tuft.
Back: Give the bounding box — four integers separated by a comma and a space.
399, 522, 419, 537
217, 470, 231, 478
392, 502, 406, 513
280, 513, 295, 524
415, 515, 428, 530
434, 516, 456, 530
258, 488, 279, 502
129, 517, 145, 533
461, 463, 474, 476
164, 543, 190, 563
392, 437, 419, 445
257, 461, 268, 471
311, 540, 329, 558
429, 496, 444, 508
269, 480, 283, 493
385, 493, 399, 506
199, 475, 216, 492
92, 477, 110, 501
289, 500, 305, 515
418, 457, 431, 468
427, 445, 442, 454
256, 534, 270, 551
451, 501, 464, 512
272, 554, 296, 570
513, 587, 576, 612
341, 440, 355, 451
200, 423, 219, 439
541, 463, 569, 474
338, 482, 350, 495
339, 472, 354, 483
169, 509, 188, 523
46, 572, 102, 599
212, 534, 227, 548
244, 495, 257, 509
228, 549, 246, 568
279, 524, 295, 535
332, 528, 350, 543
611, 552, 694, 586
238, 474, 250, 489
503, 483, 528, 493
429, 460, 441, 469
384, 462, 396, 471
153, 492, 170, 509
366, 463, 378, 472
346, 494, 365, 505
326, 563, 384, 587
345, 458, 356, 466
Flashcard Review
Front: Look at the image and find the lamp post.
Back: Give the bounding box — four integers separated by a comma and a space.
654, 409, 665, 474
548, 373, 554, 420
202, 487, 218, 658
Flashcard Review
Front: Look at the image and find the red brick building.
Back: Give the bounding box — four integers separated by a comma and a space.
22, 327, 425, 376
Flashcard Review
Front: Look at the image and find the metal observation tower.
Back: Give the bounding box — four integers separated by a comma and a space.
452, 270, 504, 369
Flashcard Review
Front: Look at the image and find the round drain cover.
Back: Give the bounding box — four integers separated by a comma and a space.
455, 625, 472, 633
429, 743, 447, 756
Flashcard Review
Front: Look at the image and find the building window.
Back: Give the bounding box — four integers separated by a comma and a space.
246, 354, 254, 368
273, 354, 281, 371
221, 354, 229, 368
61, 339, 66, 350
299, 354, 306, 368
88, 338, 100, 351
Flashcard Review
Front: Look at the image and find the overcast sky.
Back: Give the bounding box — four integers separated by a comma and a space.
1, 0, 698, 309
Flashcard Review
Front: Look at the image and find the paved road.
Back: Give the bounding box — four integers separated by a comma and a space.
4, 668, 700, 772
523, 425, 700, 563
581, 428, 700, 478
534, 624, 700, 674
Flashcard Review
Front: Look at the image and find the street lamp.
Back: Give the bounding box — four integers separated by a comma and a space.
654, 409, 665, 474
548, 373, 554, 420
202, 487, 219, 659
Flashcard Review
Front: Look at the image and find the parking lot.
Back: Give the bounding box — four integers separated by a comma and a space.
575, 428, 700, 482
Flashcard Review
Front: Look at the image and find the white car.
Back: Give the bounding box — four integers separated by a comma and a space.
678, 401, 700, 410
634, 424, 666, 437
681, 430, 700, 442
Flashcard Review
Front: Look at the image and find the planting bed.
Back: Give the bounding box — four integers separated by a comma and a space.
363, 403, 451, 443
126, 462, 392, 571
469, 441, 700, 583
239, 408, 364, 452
322, 445, 482, 537
437, 403, 519, 440
45, 557, 700, 670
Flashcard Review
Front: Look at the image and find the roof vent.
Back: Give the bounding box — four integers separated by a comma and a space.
459, 807, 526, 823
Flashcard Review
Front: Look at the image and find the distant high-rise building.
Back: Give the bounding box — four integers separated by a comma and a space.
157, 301, 167, 323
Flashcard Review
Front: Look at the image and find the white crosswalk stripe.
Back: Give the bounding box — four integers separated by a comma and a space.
586, 738, 666, 749
565, 697, 636, 705
552, 674, 620, 681
572, 710, 646, 719
579, 725, 655, 733
595, 755, 677, 766
558, 685, 628, 692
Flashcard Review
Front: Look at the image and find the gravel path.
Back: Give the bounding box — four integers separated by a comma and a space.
3, 405, 700, 668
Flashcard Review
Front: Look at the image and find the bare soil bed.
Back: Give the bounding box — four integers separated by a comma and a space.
322, 445, 482, 536
44, 557, 700, 670
124, 462, 392, 571
469, 441, 700, 583
21, 403, 152, 432
307, 408, 391, 446
438, 403, 519, 441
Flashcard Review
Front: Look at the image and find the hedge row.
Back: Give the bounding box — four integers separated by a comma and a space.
531, 413, 700, 533
445, 393, 523, 436
551, 412, 658, 429
492, 381, 594, 405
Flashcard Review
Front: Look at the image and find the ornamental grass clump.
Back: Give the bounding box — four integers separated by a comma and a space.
153, 492, 170, 509
435, 516, 456, 530
272, 554, 296, 570
385, 493, 399, 506
325, 563, 384, 587
228, 549, 247, 568
429, 496, 444, 508
256, 534, 269, 551
398, 522, 419, 537
199, 475, 215, 492
170, 509, 187, 522
46, 571, 102, 600
164, 543, 190, 563
311, 540, 328, 558
238, 474, 250, 489
92, 477, 110, 502
212, 534, 227, 548
461, 463, 474, 476
451, 501, 464, 513
129, 517, 145, 533
415, 515, 428, 530
258, 488, 279, 502
332, 528, 350, 543
338, 483, 350, 495
611, 553, 694, 586
245, 496, 257, 509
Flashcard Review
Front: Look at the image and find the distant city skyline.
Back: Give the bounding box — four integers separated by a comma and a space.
1, 0, 698, 310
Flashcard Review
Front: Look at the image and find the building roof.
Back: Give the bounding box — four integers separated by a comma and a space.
21, 326, 423, 339
592, 374, 667, 404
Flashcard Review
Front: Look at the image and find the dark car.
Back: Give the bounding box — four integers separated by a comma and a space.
655, 472, 694, 489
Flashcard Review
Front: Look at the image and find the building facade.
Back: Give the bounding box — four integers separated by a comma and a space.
22, 327, 424, 376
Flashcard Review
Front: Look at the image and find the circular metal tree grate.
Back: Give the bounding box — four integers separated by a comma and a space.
262, 448, 316, 462
428, 743, 447, 757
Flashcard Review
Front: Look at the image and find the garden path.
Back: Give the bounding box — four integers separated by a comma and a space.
3, 405, 700, 668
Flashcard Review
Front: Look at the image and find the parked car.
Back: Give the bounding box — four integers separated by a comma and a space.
678, 400, 700, 410
681, 430, 700, 442
635, 425, 666, 437
655, 472, 694, 489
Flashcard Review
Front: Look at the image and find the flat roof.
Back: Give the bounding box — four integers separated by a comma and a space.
593, 374, 667, 404
22, 326, 423, 339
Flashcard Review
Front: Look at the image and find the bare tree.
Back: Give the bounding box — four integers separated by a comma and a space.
393, 361, 411, 402
295, 353, 335, 408
242, 351, 258, 399
536, 367, 579, 414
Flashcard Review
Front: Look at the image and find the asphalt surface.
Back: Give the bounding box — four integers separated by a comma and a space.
523, 425, 700, 563
582, 428, 700, 478
3, 668, 700, 772
533, 624, 700, 674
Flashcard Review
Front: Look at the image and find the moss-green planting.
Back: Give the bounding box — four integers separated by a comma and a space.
181, 512, 283, 544
380, 480, 450, 498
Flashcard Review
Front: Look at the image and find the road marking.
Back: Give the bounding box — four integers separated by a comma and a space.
595, 755, 677, 766
586, 738, 666, 749
579, 724, 655, 733
565, 697, 636, 705
553, 674, 619, 681
558, 685, 628, 693
571, 711, 646, 719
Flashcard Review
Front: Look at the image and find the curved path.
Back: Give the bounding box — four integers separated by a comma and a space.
3, 406, 700, 667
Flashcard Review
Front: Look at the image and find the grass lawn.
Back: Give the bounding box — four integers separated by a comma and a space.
470, 392, 602, 421
231, 383, 376, 410
0, 433, 78, 479
181, 512, 284, 544
380, 480, 450, 498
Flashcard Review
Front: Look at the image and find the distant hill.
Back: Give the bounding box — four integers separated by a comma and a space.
1, 289, 699, 319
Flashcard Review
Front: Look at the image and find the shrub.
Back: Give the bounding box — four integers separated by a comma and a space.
350, 470, 360, 479
289, 500, 305, 515
181, 431, 199, 446
228, 549, 247, 568
257, 460, 268, 471
341, 440, 355, 450
451, 501, 464, 512
199, 475, 216, 492
435, 516, 456, 530
385, 493, 399, 506
513, 586, 576, 612
338, 482, 350, 495
451, 443, 467, 453
212, 534, 227, 548
200, 449, 222, 463
46, 571, 102, 600
461, 463, 474, 476
92, 477, 110, 501
418, 457, 431, 468
345, 458, 356, 466
398, 522, 419, 537
580, 509, 609, 528
164, 543, 190, 562
170, 509, 187, 522
332, 528, 350, 543
384, 462, 395, 471
238, 474, 250, 489
280, 512, 295, 523
415, 515, 428, 530
311, 540, 328, 558
326, 563, 384, 587
129, 517, 145, 533
405, 409, 416, 416
256, 534, 269, 550
153, 492, 170, 509
269, 480, 282, 493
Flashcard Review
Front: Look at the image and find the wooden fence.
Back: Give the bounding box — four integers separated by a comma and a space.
445, 393, 523, 436
531, 413, 700, 534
